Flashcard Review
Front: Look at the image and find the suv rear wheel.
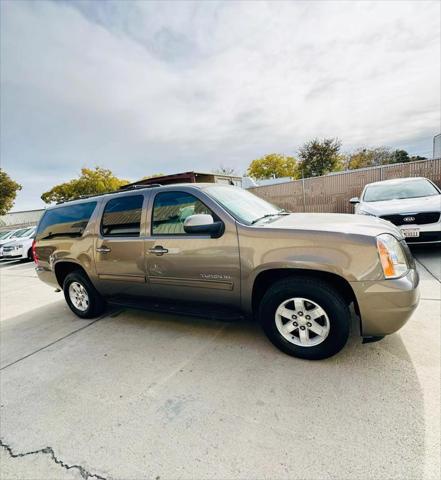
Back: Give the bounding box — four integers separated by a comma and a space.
63, 271, 105, 319
258, 276, 350, 360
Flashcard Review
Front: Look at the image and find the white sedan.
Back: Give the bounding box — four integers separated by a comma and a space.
0, 227, 36, 261
350, 177, 441, 244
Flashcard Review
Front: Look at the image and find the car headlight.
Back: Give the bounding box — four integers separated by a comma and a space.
15, 245, 23, 249
376, 234, 408, 279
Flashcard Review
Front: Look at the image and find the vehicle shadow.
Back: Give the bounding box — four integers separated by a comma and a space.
0, 259, 24, 269
1, 304, 425, 479
410, 243, 441, 281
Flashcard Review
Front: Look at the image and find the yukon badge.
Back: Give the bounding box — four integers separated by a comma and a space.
403, 216, 415, 222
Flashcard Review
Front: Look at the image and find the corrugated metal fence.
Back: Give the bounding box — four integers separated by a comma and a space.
249, 158, 441, 213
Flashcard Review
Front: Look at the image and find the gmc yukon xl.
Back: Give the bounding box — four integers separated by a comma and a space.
34, 184, 419, 359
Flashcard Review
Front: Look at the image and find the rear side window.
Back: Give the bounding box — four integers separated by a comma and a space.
101, 195, 144, 237
37, 202, 97, 240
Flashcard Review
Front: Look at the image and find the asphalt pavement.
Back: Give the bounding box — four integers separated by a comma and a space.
0, 246, 440, 480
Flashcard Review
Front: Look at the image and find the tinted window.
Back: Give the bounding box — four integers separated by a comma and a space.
101, 195, 143, 237
152, 192, 212, 235
37, 202, 97, 240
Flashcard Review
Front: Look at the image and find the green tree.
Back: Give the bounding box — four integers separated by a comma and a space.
41, 167, 129, 204
247, 153, 297, 180
0, 169, 22, 215
409, 155, 427, 161
390, 149, 410, 164
347, 148, 387, 169
347, 147, 412, 170
298, 138, 343, 178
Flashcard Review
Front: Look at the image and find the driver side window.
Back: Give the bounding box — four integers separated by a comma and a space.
152, 191, 212, 235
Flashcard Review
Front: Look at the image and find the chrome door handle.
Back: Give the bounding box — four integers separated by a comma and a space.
148, 246, 169, 256
96, 246, 111, 253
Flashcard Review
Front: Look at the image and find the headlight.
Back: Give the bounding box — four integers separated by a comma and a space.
376, 234, 408, 279
15, 245, 23, 249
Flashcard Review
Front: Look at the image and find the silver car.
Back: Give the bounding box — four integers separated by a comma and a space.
350, 177, 441, 244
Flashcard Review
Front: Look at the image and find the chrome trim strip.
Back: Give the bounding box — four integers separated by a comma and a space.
149, 276, 233, 290
98, 274, 146, 283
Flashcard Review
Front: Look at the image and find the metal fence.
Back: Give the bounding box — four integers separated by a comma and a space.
248, 158, 441, 213
0, 209, 44, 232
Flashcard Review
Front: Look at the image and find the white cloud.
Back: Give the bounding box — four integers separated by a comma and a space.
1, 0, 440, 209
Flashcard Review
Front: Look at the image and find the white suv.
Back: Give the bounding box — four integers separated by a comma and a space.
1, 227, 36, 261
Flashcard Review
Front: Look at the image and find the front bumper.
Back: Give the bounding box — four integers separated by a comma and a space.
2, 247, 25, 258
350, 268, 420, 337
398, 221, 441, 244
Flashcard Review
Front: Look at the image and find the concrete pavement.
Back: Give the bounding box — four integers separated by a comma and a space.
0, 247, 439, 480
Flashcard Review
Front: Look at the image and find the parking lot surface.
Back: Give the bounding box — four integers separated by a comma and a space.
0, 247, 440, 480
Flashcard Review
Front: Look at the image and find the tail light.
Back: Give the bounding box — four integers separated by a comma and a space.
32, 239, 39, 265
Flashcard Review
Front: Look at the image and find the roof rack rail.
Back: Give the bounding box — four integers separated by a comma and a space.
119, 183, 162, 191
55, 183, 163, 204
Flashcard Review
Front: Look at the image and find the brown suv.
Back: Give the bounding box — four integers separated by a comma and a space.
34, 184, 419, 359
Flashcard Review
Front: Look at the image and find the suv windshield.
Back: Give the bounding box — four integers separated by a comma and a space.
205, 185, 286, 225
363, 179, 440, 202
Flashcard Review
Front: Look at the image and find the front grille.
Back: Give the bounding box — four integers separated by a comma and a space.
3, 246, 15, 252
380, 212, 440, 226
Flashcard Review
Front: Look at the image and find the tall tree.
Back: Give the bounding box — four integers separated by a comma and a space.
409, 155, 427, 161
347, 147, 412, 170
0, 169, 22, 215
247, 153, 297, 180
297, 138, 343, 177
390, 149, 410, 164
41, 167, 129, 204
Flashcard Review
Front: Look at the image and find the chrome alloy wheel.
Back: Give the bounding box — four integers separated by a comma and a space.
275, 297, 330, 347
68, 282, 89, 312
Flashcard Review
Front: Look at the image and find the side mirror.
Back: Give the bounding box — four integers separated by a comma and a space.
183, 214, 224, 238
349, 197, 360, 204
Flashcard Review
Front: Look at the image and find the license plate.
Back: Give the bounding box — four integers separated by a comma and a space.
401, 228, 420, 238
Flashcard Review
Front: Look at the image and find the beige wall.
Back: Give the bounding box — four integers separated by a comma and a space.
249, 158, 441, 213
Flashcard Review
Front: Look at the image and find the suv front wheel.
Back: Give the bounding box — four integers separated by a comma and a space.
259, 277, 350, 360
63, 271, 105, 319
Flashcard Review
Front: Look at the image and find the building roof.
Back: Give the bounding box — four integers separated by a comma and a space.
124, 171, 242, 188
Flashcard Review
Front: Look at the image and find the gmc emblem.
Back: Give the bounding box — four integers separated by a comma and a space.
403, 216, 416, 222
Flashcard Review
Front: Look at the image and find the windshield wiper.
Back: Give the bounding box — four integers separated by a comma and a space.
251, 210, 289, 225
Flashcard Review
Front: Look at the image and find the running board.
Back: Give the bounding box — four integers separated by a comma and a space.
108, 296, 244, 322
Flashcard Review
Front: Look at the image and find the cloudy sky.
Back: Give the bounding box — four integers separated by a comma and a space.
1, 0, 440, 210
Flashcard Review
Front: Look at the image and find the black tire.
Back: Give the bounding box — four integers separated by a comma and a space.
27, 248, 33, 261
258, 276, 350, 360
63, 271, 106, 319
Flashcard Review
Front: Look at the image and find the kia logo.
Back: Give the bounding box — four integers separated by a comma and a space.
403, 216, 415, 222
